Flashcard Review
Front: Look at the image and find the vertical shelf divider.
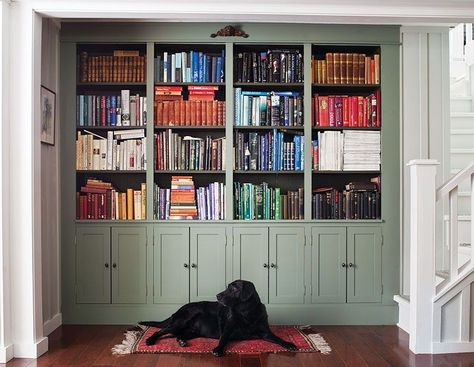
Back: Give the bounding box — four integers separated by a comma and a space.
304, 43, 313, 220
225, 42, 234, 221
146, 42, 155, 220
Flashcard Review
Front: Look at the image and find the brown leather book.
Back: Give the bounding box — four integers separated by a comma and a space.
359, 54, 365, 84
334, 53, 340, 84
352, 53, 359, 84
340, 53, 347, 84
212, 101, 218, 126
190, 100, 196, 126
206, 100, 212, 126
326, 53, 334, 84
185, 101, 191, 125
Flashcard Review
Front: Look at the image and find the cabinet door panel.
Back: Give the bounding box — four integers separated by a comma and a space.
112, 227, 147, 304
232, 227, 269, 304
190, 227, 227, 302
76, 226, 111, 304
311, 227, 347, 303
269, 227, 305, 304
347, 227, 382, 303
153, 227, 189, 304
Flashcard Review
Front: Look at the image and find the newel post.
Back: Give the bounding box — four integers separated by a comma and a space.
408, 159, 439, 354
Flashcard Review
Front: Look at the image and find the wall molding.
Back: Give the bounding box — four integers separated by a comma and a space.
43, 313, 62, 336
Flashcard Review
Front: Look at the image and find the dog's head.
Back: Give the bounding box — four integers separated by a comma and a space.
216, 280, 260, 307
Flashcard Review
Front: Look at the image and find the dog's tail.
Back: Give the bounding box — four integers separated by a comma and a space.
138, 317, 171, 328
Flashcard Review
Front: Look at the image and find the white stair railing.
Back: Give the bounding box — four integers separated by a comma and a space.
409, 159, 474, 354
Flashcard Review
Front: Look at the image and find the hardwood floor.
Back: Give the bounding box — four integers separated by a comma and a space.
2, 325, 474, 366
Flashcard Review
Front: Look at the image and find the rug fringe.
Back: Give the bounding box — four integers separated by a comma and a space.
306, 333, 332, 354
111, 327, 145, 355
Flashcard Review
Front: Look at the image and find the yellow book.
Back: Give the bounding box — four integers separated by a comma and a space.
141, 183, 146, 219
127, 188, 134, 219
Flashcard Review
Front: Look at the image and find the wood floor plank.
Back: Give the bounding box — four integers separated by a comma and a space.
5, 325, 474, 367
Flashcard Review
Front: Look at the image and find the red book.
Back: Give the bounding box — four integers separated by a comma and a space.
335, 96, 343, 127
342, 96, 350, 127
313, 94, 319, 127
187, 85, 219, 91
350, 96, 358, 127
101, 96, 106, 126
328, 95, 335, 127
376, 90, 381, 127
154, 86, 183, 92
319, 96, 329, 127
357, 96, 364, 127
363, 97, 368, 127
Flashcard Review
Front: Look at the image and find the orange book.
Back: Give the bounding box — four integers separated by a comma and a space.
185, 101, 191, 125
326, 53, 334, 84
334, 53, 340, 84
196, 100, 202, 125
359, 54, 365, 84
212, 101, 218, 126
127, 188, 134, 220
206, 101, 212, 126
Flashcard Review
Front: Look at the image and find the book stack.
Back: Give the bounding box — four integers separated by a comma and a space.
343, 131, 380, 171
154, 185, 171, 220
234, 49, 303, 83
169, 176, 198, 219
76, 129, 146, 171
234, 130, 304, 171
76, 179, 146, 220
188, 85, 218, 100
79, 50, 146, 83
312, 92, 381, 127
234, 89, 303, 127
314, 131, 343, 171
234, 182, 303, 220
155, 131, 225, 171
154, 50, 225, 83
312, 188, 344, 220
196, 182, 225, 220
77, 91, 146, 127
311, 52, 380, 84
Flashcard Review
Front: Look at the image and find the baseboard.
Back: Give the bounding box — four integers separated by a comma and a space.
43, 313, 62, 336
393, 295, 410, 334
0, 344, 14, 363
433, 342, 474, 354
13, 337, 48, 358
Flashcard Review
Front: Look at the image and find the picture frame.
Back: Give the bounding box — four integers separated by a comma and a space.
40, 85, 56, 145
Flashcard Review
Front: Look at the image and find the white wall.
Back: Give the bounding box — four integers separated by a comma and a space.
41, 18, 61, 336
401, 27, 451, 295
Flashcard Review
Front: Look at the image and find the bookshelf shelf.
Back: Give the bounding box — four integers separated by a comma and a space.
234, 170, 303, 174
154, 125, 226, 130
76, 126, 146, 130
77, 82, 147, 87
312, 126, 381, 131
76, 170, 147, 174
233, 126, 304, 130
312, 83, 380, 88
154, 82, 225, 86
234, 82, 304, 88
312, 170, 381, 174
155, 170, 225, 174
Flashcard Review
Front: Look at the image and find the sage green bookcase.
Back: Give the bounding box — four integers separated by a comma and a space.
60, 22, 400, 324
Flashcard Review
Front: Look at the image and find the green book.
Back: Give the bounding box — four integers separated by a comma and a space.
255, 185, 263, 219
275, 187, 281, 219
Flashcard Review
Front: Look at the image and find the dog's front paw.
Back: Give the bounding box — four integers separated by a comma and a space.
284, 342, 298, 351
212, 346, 225, 357
145, 336, 157, 346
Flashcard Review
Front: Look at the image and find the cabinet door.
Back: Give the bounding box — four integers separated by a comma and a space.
347, 227, 382, 303
190, 227, 227, 302
311, 227, 347, 303
153, 226, 189, 304
111, 227, 147, 304
269, 227, 305, 304
233, 227, 269, 304
76, 226, 111, 304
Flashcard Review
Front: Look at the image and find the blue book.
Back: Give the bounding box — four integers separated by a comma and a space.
241, 90, 271, 96
87, 95, 93, 126
198, 52, 204, 83
192, 51, 199, 82
221, 49, 225, 82
294, 135, 300, 170
110, 96, 117, 126
216, 57, 222, 83
106, 96, 111, 125
234, 88, 242, 126
79, 95, 84, 126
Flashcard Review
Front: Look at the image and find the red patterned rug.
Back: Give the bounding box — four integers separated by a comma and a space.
112, 325, 331, 355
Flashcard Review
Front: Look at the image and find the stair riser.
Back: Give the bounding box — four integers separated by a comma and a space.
451, 134, 474, 148
451, 99, 473, 112
450, 153, 474, 168
451, 116, 474, 129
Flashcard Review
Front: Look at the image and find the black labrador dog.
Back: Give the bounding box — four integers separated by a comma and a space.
140, 279, 297, 356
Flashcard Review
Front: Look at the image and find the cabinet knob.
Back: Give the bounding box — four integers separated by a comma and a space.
342, 263, 346, 268
105, 263, 109, 268
191, 263, 197, 268
270, 263, 276, 268
263, 263, 269, 268
348, 263, 354, 268
184, 263, 189, 268
112, 263, 117, 268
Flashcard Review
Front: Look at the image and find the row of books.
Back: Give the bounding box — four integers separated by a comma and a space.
234, 182, 304, 220
79, 51, 146, 83
312, 131, 380, 171
154, 131, 226, 171
234, 89, 303, 127
234, 49, 303, 83
312, 92, 381, 128
154, 181, 225, 220
155, 100, 226, 126
76, 179, 146, 220
312, 185, 381, 220
154, 50, 225, 83
76, 130, 147, 171
169, 176, 198, 219
311, 53, 380, 85
77, 92, 147, 127
234, 131, 304, 171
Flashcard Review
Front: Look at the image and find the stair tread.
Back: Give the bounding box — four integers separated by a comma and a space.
451, 112, 474, 117
451, 129, 474, 134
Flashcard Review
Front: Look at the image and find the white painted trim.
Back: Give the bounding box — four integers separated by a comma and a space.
407, 159, 440, 166
393, 295, 410, 334
0, 344, 13, 364
433, 342, 474, 354
43, 313, 62, 336
13, 337, 48, 359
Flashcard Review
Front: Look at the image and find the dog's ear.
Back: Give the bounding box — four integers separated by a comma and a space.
240, 281, 256, 302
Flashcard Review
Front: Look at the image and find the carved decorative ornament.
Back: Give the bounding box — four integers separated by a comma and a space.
211, 25, 249, 38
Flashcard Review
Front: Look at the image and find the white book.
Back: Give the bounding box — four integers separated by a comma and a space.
121, 90, 130, 126
112, 139, 118, 170
92, 139, 100, 170
134, 191, 142, 220
99, 139, 107, 170
130, 95, 137, 126
76, 132, 82, 170
163, 52, 168, 83
107, 131, 113, 170
142, 137, 147, 170
136, 139, 142, 170
142, 97, 147, 126
171, 54, 176, 83
114, 190, 119, 220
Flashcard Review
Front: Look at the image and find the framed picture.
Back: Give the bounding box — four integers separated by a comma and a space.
40, 85, 56, 145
